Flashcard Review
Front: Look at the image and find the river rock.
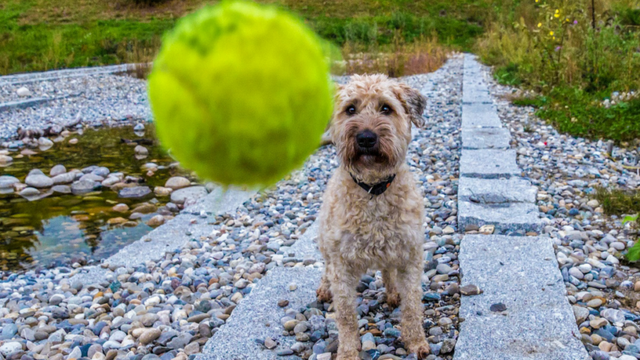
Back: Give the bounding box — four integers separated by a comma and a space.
25, 170, 53, 188
0, 341, 22, 356
16, 86, 30, 97
119, 186, 151, 198
71, 179, 97, 194
0, 175, 19, 189
50, 164, 67, 177
38, 137, 54, 149
170, 186, 207, 204
112, 204, 129, 212
135, 145, 149, 155
52, 172, 77, 184
146, 215, 165, 227
165, 176, 191, 190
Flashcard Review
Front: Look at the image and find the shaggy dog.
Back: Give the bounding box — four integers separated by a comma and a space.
317, 74, 430, 359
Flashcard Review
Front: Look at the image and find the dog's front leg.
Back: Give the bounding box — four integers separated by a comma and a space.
397, 265, 430, 359
331, 266, 362, 360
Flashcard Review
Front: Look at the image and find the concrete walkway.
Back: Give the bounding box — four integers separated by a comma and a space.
454, 55, 589, 360
197, 223, 323, 360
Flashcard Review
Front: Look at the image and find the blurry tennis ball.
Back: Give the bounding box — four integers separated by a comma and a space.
148, 1, 335, 187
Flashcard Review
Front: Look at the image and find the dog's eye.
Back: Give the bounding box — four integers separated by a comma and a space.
346, 105, 357, 115
381, 104, 392, 115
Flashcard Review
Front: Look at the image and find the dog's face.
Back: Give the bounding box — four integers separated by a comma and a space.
330, 74, 426, 180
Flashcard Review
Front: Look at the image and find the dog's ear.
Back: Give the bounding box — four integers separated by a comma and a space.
320, 84, 345, 146
393, 83, 426, 128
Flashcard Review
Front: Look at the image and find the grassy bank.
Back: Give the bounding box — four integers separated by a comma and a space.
476, 0, 640, 142
0, 0, 486, 76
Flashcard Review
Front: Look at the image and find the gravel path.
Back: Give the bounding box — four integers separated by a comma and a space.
0, 56, 463, 360
454, 55, 587, 360
478, 58, 640, 359
0, 71, 149, 143
221, 57, 466, 360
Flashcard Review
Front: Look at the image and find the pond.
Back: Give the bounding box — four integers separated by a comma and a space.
0, 124, 196, 272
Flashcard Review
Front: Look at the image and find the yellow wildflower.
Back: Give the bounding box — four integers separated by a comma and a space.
549, 31, 554, 36
538, 22, 542, 27
555, 13, 560, 18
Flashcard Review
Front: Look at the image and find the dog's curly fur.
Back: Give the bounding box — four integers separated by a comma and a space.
317, 74, 430, 359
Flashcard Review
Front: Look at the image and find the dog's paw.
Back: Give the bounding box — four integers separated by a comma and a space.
386, 291, 400, 308
409, 341, 431, 359
316, 286, 333, 302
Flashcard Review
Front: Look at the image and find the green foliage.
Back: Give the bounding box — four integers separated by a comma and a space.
623, 214, 639, 225
0, 14, 171, 74
623, 214, 640, 261
591, 189, 640, 261
477, 0, 640, 141
495, 62, 522, 85
310, 12, 482, 50
594, 188, 640, 215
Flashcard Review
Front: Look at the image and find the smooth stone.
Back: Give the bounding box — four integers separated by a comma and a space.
139, 328, 161, 345
25, 171, 53, 188
0, 176, 19, 189
19, 187, 40, 197
119, 186, 152, 198
170, 186, 207, 204
165, 176, 191, 190
71, 179, 98, 195
50, 164, 67, 177
51, 185, 71, 194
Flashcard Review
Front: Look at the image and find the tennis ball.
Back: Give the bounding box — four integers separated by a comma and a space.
148, 1, 334, 187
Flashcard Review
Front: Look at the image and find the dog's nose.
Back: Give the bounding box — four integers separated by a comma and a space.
356, 130, 378, 149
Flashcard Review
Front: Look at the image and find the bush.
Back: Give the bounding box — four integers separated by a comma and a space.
476, 0, 640, 141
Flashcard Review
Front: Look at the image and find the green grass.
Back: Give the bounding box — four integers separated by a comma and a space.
477, 0, 640, 143
593, 188, 640, 216
0, 0, 489, 75
511, 87, 640, 143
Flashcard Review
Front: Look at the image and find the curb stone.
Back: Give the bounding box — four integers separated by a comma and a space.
197, 224, 321, 360
454, 54, 588, 359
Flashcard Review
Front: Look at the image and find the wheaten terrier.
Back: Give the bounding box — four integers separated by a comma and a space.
317, 74, 429, 359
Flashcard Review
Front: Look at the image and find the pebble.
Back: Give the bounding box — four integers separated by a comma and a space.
0, 60, 468, 360
490, 63, 640, 359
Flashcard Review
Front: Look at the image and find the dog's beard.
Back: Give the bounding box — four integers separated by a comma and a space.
354, 149, 386, 166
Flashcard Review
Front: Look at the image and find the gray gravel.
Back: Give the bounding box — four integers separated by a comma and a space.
0, 72, 150, 141
477, 58, 640, 360
0, 55, 466, 360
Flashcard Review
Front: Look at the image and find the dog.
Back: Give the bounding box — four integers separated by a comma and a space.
316, 74, 429, 359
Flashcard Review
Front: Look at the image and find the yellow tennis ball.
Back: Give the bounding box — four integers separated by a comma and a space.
148, 1, 334, 187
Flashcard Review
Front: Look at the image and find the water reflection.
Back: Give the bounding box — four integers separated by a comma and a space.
0, 124, 193, 271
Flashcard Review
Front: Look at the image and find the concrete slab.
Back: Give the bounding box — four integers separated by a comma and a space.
460, 149, 520, 178
461, 104, 502, 129
0, 94, 79, 113
461, 127, 511, 149
458, 200, 541, 234
197, 224, 323, 360
462, 90, 493, 105
0, 63, 138, 86
455, 235, 589, 360
458, 177, 537, 204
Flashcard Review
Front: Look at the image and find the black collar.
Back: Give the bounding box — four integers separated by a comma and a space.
350, 173, 396, 197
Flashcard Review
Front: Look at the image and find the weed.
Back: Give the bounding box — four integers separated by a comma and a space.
594, 187, 640, 215
476, 0, 640, 141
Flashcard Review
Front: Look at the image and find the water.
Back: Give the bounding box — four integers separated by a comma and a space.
0, 124, 195, 271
